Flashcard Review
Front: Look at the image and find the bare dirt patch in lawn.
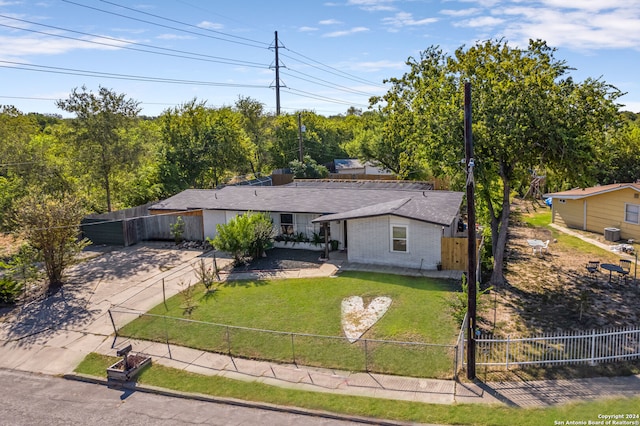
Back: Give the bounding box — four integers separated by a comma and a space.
483, 199, 640, 338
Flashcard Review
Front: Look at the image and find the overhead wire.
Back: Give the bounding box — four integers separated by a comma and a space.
0, 60, 270, 88
99, 0, 270, 48
62, 0, 268, 49
0, 15, 268, 68
3, 2, 385, 111
281, 48, 385, 88
64, 0, 382, 100
282, 69, 378, 97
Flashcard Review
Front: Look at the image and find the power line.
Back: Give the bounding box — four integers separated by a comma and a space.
281, 48, 385, 89
282, 69, 378, 97
0, 15, 268, 68
283, 87, 369, 108
63, 0, 267, 50
100, 0, 269, 48
0, 60, 270, 88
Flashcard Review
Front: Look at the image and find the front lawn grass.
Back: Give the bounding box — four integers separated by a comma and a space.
118, 271, 460, 378
77, 353, 640, 426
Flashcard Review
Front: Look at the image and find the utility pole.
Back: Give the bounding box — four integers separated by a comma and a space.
273, 31, 281, 116
298, 113, 304, 162
465, 81, 477, 380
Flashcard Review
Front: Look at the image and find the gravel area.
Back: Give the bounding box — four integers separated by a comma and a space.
232, 248, 325, 272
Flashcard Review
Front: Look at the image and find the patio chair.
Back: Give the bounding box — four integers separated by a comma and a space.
586, 260, 600, 280
619, 259, 632, 283
540, 240, 550, 255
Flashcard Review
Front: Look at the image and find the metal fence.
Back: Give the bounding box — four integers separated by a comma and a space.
473, 327, 640, 369
108, 307, 458, 379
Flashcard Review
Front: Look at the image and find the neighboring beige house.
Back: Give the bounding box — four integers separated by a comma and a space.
545, 183, 640, 242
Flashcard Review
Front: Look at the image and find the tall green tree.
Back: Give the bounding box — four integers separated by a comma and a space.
235, 96, 273, 177
374, 39, 622, 285
56, 86, 141, 212
158, 100, 253, 193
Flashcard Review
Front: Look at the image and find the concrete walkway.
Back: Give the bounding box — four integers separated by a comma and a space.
1, 242, 639, 412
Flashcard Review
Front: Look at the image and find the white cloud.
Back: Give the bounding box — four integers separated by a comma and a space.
319, 19, 343, 25
454, 16, 505, 28
498, 4, 640, 50
298, 26, 318, 32
323, 26, 370, 37
347, 0, 397, 12
382, 12, 438, 29
0, 34, 127, 57
447, 1, 640, 51
440, 8, 481, 17
350, 59, 406, 72
196, 21, 224, 30
156, 33, 194, 40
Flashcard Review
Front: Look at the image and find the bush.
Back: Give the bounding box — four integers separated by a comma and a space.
0, 276, 23, 305
209, 212, 274, 264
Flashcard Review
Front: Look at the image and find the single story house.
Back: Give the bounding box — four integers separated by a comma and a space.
545, 183, 640, 242
150, 181, 465, 270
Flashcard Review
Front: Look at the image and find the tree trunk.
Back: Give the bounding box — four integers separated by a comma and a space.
489, 176, 512, 286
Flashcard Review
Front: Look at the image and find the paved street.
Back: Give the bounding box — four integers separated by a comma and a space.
0, 369, 367, 426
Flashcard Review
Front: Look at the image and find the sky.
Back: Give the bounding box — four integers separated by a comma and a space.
0, 0, 639, 118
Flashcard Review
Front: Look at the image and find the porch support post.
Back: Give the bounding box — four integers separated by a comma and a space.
324, 222, 330, 260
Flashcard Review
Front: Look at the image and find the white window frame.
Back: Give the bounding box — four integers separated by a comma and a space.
280, 213, 295, 235
390, 224, 408, 253
624, 203, 640, 225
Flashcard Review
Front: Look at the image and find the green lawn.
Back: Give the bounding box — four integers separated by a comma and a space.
118, 271, 460, 378
77, 353, 640, 426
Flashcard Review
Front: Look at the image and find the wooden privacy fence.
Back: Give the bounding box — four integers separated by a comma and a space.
82, 213, 203, 246
441, 237, 482, 271
470, 327, 640, 369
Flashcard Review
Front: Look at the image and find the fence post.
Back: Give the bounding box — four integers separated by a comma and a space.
162, 278, 167, 310
454, 343, 458, 378
506, 336, 510, 370
164, 315, 172, 359
226, 326, 231, 356
291, 333, 296, 366
364, 339, 369, 372
107, 309, 118, 337
590, 329, 596, 365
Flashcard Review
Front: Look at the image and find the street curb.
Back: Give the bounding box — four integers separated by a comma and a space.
63, 373, 418, 426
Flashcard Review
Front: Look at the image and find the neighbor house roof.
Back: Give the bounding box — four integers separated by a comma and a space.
544, 183, 640, 200
151, 184, 463, 226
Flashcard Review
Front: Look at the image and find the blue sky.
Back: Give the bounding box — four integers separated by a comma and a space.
1, 0, 639, 117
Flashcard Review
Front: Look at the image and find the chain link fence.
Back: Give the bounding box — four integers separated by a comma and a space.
109, 307, 458, 379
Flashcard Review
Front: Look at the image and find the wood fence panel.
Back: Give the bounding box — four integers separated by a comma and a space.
441, 237, 467, 271
143, 215, 203, 241
441, 237, 481, 271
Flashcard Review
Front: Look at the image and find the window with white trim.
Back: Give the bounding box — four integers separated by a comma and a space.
625, 203, 640, 225
280, 213, 294, 235
391, 225, 408, 252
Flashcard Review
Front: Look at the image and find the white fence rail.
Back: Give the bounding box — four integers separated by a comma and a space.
473, 327, 640, 369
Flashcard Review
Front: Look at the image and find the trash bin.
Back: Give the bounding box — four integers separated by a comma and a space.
604, 227, 620, 242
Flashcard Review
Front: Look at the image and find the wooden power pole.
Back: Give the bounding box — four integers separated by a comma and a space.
465, 81, 478, 380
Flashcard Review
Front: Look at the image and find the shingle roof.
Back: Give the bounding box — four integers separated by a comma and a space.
285, 179, 434, 191
545, 183, 640, 199
151, 185, 463, 226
